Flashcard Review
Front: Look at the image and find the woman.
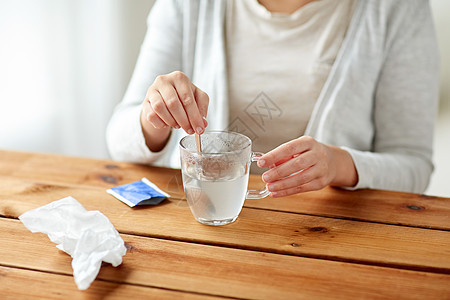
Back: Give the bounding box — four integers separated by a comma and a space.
107, 0, 439, 196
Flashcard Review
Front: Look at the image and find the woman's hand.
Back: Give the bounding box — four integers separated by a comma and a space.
140, 71, 209, 151
258, 136, 358, 197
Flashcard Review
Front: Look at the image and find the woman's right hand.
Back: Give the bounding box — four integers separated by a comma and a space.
142, 71, 209, 135
140, 71, 209, 152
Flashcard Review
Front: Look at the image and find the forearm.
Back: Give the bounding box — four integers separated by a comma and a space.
107, 105, 168, 164
341, 147, 433, 194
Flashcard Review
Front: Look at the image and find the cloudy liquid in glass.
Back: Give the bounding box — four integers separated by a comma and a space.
183, 166, 249, 224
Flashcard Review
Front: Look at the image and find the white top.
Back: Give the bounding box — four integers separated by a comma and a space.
106, 0, 439, 194
226, 0, 355, 171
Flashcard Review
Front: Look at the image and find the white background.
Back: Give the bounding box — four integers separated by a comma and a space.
0, 0, 448, 196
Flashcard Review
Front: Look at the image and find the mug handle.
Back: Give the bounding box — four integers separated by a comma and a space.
246, 152, 270, 199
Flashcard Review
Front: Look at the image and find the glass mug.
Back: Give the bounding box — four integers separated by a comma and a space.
179, 131, 269, 226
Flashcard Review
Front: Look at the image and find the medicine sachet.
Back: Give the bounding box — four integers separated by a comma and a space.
106, 177, 170, 207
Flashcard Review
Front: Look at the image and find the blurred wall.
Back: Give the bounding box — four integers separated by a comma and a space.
0, 0, 155, 159
430, 0, 450, 112
427, 0, 450, 197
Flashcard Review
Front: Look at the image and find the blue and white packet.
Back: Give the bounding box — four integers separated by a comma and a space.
106, 178, 170, 207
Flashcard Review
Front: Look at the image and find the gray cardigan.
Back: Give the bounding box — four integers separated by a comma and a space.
107, 0, 439, 193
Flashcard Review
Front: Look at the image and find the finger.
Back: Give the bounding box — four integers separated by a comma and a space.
258, 136, 315, 168
142, 99, 167, 129
266, 166, 319, 193
262, 150, 316, 183
270, 178, 323, 198
159, 85, 193, 134
147, 92, 179, 129
193, 85, 209, 119
272, 153, 299, 168
174, 80, 204, 134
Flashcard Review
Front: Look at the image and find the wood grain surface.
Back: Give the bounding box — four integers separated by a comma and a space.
1, 176, 449, 274
1, 150, 450, 299
0, 266, 218, 300
1, 150, 448, 230
2, 218, 450, 299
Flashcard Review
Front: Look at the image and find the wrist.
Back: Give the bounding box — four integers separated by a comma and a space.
140, 111, 172, 152
327, 145, 358, 188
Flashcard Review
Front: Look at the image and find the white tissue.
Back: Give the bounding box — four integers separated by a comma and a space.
19, 196, 127, 290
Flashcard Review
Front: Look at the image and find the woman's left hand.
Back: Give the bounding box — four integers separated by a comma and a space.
257, 136, 358, 197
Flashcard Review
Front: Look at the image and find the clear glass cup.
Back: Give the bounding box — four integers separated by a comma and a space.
179, 131, 269, 226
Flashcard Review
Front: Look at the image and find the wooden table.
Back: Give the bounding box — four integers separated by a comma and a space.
0, 150, 449, 299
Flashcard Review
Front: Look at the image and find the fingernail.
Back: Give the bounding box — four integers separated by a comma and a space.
196, 127, 204, 134
267, 183, 274, 191
271, 192, 278, 197
187, 128, 194, 135
258, 159, 266, 167
262, 173, 270, 182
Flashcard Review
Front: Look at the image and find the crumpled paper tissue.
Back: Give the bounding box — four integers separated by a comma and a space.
19, 196, 127, 290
